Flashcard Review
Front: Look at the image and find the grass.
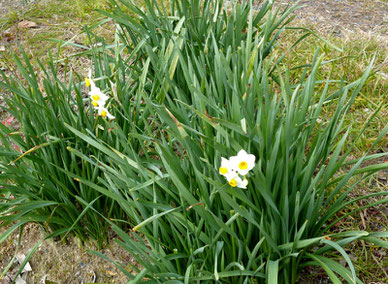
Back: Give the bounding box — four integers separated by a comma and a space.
275, 26, 388, 155
307, 175, 388, 282
273, 30, 387, 281
277, 33, 387, 281
0, 0, 114, 80
0, 0, 387, 282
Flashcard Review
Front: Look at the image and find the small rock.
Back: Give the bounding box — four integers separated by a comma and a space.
16, 254, 32, 273
14, 276, 26, 284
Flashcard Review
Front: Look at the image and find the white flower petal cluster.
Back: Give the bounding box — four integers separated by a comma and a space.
219, 150, 256, 189
85, 74, 115, 120
96, 105, 115, 120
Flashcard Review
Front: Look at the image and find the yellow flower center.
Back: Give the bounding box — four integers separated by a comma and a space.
85, 78, 91, 87
239, 161, 248, 170
229, 179, 237, 187
92, 94, 100, 101
92, 101, 98, 107
219, 167, 228, 175
101, 110, 107, 117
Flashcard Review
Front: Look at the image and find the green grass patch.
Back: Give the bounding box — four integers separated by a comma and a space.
275, 26, 387, 155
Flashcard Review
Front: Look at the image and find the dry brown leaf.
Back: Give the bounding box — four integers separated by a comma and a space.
17, 20, 39, 29
3, 28, 15, 41
106, 270, 117, 276
0, 276, 11, 284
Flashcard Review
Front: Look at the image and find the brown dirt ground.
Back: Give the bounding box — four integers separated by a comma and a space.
0, 0, 26, 15
0, 0, 387, 283
281, 0, 388, 36
0, 224, 132, 283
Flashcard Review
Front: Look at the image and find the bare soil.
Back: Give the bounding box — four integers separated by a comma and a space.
281, 0, 388, 36
0, 224, 131, 283
0, 0, 26, 14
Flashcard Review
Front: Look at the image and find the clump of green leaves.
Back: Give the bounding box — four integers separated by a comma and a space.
0, 43, 146, 247
71, 55, 388, 283
61, 0, 388, 283
101, 0, 299, 104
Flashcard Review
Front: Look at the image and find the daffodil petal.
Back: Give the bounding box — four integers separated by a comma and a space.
230, 149, 256, 175
219, 157, 235, 176
97, 106, 115, 120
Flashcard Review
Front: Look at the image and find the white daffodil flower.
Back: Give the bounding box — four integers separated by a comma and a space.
97, 106, 115, 120
218, 150, 255, 188
219, 157, 235, 176
86, 72, 109, 108
225, 173, 248, 189
89, 87, 109, 108
229, 149, 255, 176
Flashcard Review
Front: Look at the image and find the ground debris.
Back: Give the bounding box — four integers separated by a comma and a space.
0, 224, 131, 283
17, 20, 39, 29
